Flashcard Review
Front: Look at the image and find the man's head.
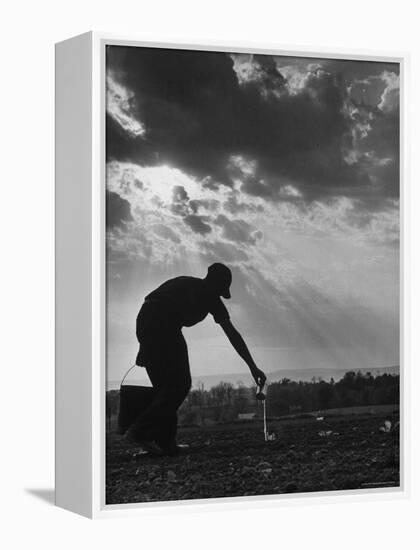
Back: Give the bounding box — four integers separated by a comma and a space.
205, 263, 232, 299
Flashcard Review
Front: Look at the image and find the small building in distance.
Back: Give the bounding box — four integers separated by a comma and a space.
237, 412, 256, 421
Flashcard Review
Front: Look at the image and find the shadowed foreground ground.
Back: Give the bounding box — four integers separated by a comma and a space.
106, 412, 399, 505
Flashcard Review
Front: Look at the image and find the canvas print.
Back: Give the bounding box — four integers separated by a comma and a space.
105, 45, 400, 505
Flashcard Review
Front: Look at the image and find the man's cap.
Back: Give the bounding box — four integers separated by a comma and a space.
207, 263, 232, 299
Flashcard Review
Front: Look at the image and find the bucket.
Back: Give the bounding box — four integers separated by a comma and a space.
117, 366, 155, 434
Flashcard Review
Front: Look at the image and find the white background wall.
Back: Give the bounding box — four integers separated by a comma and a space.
1, 0, 419, 547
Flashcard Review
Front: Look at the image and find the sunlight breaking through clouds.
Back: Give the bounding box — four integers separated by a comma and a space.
106, 160, 399, 296
105, 47, 399, 383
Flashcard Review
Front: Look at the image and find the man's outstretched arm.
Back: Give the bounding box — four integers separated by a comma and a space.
220, 319, 266, 387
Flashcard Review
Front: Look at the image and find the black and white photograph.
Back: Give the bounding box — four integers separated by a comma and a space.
105, 45, 400, 505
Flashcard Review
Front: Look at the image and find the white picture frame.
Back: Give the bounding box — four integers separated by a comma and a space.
55, 31, 409, 518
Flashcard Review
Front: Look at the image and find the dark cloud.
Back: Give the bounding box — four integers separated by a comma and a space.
171, 185, 190, 215
106, 46, 399, 208
184, 214, 212, 235
151, 224, 181, 244
215, 214, 261, 245
189, 198, 220, 213
253, 54, 288, 94
106, 190, 132, 228
173, 185, 189, 202
170, 185, 222, 219
322, 59, 399, 89
363, 108, 399, 191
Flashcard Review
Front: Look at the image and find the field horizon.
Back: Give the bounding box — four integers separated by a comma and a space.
107, 365, 399, 391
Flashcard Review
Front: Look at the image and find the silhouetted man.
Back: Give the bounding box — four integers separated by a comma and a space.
125, 263, 266, 455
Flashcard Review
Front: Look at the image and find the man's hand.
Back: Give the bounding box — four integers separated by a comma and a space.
251, 367, 266, 388
220, 320, 267, 387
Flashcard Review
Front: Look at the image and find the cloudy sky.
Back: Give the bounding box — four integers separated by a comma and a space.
105, 45, 399, 387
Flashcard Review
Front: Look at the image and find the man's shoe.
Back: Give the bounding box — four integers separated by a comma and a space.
124, 428, 164, 456
138, 440, 165, 456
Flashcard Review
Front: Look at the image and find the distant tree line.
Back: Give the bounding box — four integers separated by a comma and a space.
265, 371, 399, 417
106, 371, 399, 427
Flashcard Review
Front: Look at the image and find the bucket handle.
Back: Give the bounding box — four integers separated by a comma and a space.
120, 364, 138, 388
